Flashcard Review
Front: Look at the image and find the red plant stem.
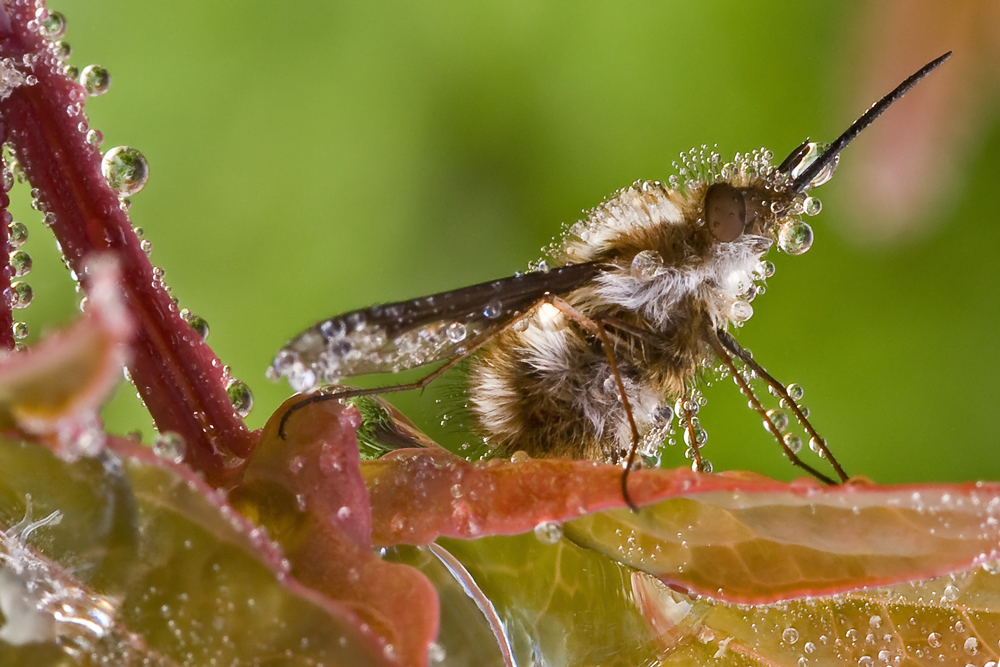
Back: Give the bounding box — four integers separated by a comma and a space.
0, 120, 13, 351
0, 5, 255, 486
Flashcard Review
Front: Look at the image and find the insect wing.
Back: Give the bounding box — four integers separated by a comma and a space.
275, 261, 600, 383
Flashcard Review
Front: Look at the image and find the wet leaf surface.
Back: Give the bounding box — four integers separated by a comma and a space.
0, 437, 394, 666
232, 398, 439, 667
364, 447, 1000, 603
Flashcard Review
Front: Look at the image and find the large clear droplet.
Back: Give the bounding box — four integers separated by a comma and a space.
40, 11, 66, 39
8, 281, 32, 309
765, 409, 788, 433
778, 220, 813, 255
101, 146, 149, 197
730, 299, 753, 323
8, 221, 28, 247
630, 250, 663, 280
788, 142, 839, 189
153, 431, 186, 463
9, 250, 31, 277
187, 314, 209, 339
227, 379, 254, 418
52, 41, 71, 61
79, 65, 110, 96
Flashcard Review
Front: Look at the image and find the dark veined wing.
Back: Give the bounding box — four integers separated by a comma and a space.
271, 262, 600, 388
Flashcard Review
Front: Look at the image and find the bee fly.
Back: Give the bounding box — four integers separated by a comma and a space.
269, 53, 951, 508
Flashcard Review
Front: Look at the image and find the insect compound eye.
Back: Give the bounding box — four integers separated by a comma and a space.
704, 183, 746, 242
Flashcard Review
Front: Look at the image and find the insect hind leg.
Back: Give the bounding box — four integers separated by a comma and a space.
543, 295, 642, 512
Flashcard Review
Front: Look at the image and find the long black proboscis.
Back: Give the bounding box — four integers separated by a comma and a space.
790, 51, 952, 192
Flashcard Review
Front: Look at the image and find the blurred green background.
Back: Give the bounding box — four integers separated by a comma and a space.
11, 1, 999, 484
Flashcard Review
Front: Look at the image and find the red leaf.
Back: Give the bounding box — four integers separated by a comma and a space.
0, 256, 130, 451
232, 398, 440, 667
364, 448, 1000, 603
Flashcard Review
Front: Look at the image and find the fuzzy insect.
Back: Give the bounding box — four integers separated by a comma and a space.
270, 53, 950, 506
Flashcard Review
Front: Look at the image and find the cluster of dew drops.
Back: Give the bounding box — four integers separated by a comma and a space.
5, 7, 255, 462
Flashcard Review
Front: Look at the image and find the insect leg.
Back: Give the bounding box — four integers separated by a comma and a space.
708, 331, 838, 485
715, 330, 849, 482
278, 309, 534, 439
680, 398, 708, 473
544, 296, 641, 511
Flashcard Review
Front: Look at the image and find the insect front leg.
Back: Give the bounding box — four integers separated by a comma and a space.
543, 295, 642, 511
708, 330, 842, 485
679, 396, 709, 473
715, 330, 848, 482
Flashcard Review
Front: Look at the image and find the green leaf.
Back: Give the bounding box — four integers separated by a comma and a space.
0, 438, 394, 666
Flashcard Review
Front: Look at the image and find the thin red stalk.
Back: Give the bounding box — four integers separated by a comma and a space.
0, 5, 255, 486
0, 119, 13, 350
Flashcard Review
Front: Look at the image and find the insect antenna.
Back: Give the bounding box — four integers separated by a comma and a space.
789, 51, 952, 193
709, 332, 839, 485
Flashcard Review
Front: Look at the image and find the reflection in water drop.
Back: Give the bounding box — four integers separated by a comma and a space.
8, 281, 32, 309
778, 220, 814, 255
101, 146, 149, 197
153, 431, 186, 463
79, 65, 110, 96
227, 379, 254, 418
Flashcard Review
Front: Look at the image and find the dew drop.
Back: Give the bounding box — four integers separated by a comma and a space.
630, 249, 663, 279
730, 299, 753, 323
803, 196, 822, 216
226, 379, 254, 418
12, 321, 28, 340
809, 437, 824, 455
858, 657, 873, 667
964, 637, 978, 655
40, 11, 66, 39
784, 432, 802, 454
101, 146, 149, 197
683, 427, 707, 447
186, 314, 210, 340
533, 521, 563, 544
7, 221, 27, 247
79, 64, 110, 96
288, 366, 317, 393
9, 250, 31, 277
778, 220, 814, 255
483, 301, 501, 319
8, 281, 32, 309
86, 129, 103, 146
651, 404, 673, 424
782, 627, 799, 644
803, 642, 815, 654
428, 642, 446, 663
942, 584, 960, 602
153, 431, 186, 463
765, 408, 788, 433
53, 40, 71, 61
445, 322, 467, 343
787, 383, 805, 401
927, 632, 942, 648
